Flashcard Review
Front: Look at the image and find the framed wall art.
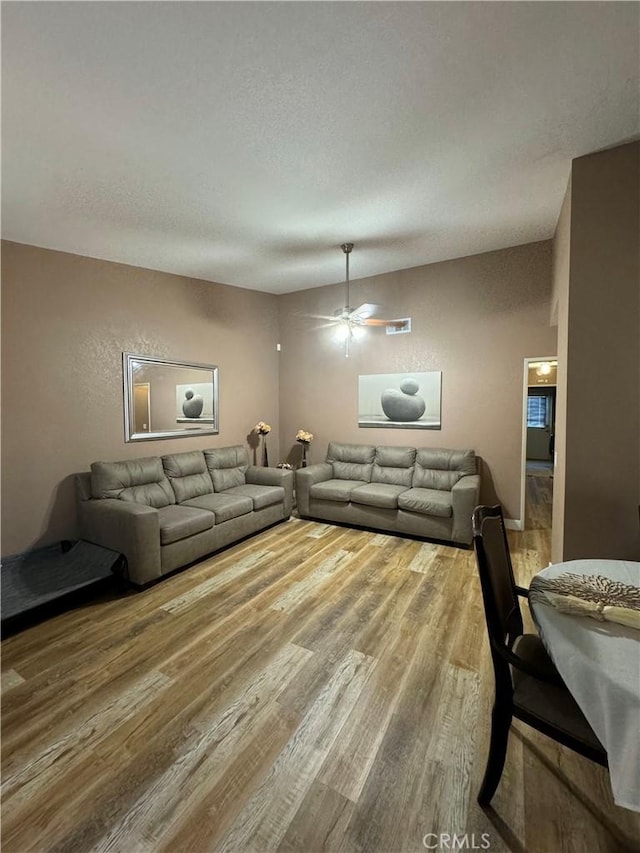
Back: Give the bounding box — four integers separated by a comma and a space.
358, 371, 442, 429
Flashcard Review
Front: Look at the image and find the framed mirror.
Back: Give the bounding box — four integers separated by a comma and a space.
123, 353, 219, 442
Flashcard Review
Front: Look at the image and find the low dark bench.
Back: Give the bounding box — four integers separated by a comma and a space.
1, 540, 126, 634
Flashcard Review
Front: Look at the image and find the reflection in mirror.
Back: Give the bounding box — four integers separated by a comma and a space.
123, 353, 219, 442
133, 383, 151, 433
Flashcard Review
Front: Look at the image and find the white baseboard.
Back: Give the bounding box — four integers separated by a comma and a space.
504, 518, 524, 531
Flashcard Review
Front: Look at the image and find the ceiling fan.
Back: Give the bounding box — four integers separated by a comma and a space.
326, 243, 407, 357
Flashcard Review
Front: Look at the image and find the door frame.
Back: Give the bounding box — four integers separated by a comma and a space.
133, 382, 151, 434
518, 355, 557, 530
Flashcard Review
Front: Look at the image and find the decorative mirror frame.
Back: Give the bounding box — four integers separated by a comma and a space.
123, 353, 219, 442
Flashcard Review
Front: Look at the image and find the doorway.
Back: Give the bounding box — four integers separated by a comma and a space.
526, 386, 555, 465
520, 358, 556, 533
133, 383, 151, 433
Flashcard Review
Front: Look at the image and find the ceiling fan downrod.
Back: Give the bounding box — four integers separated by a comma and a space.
341, 242, 353, 313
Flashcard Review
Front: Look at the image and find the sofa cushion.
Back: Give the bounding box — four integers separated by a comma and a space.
309, 479, 368, 503
331, 460, 372, 482
351, 483, 408, 509
398, 487, 453, 518
162, 451, 213, 503
371, 464, 414, 487
413, 448, 477, 491
213, 468, 245, 491
327, 442, 375, 482
157, 505, 214, 545
222, 484, 285, 511
375, 446, 417, 468
371, 446, 415, 486
91, 457, 175, 508
181, 492, 253, 523
204, 446, 249, 492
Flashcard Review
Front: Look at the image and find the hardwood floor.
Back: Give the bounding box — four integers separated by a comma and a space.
524, 467, 553, 531
2, 484, 639, 852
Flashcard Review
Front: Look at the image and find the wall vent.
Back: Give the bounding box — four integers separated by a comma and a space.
386, 318, 411, 335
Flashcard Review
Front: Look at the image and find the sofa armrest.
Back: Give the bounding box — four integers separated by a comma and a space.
77, 497, 161, 586
246, 466, 294, 517
451, 474, 481, 545
295, 463, 333, 516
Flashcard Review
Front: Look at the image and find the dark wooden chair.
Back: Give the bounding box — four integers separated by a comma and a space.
472, 504, 607, 806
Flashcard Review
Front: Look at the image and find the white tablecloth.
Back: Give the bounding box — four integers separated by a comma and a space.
530, 559, 640, 812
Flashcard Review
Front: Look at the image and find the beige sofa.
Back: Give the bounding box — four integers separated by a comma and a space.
76, 446, 293, 587
295, 441, 480, 546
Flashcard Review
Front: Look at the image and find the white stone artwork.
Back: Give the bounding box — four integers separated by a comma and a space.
358, 372, 442, 429
176, 382, 214, 423
181, 388, 204, 419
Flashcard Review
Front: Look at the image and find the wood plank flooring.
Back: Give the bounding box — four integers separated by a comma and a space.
2, 482, 639, 852
524, 469, 553, 531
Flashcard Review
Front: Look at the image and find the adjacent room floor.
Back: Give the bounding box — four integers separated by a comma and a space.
525, 459, 554, 532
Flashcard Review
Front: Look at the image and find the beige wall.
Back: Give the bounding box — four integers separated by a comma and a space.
557, 142, 640, 560
1, 239, 560, 556
1, 242, 280, 555
278, 241, 557, 520
551, 179, 572, 561
4, 145, 635, 561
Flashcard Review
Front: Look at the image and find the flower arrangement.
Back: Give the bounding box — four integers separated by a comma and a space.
254, 421, 272, 466
296, 429, 313, 445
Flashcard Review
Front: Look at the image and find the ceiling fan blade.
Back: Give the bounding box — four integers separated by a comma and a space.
362, 317, 407, 328
308, 312, 341, 322
350, 302, 378, 319
360, 318, 387, 326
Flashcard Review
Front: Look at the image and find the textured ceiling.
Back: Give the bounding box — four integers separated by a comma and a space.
2, 2, 639, 294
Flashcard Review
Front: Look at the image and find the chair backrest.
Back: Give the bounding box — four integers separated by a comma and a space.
472, 505, 523, 654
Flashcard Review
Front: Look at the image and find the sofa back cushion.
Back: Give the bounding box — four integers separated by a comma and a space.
372, 446, 416, 487
204, 445, 249, 492
91, 457, 175, 507
327, 441, 375, 482
162, 451, 213, 504
412, 448, 477, 491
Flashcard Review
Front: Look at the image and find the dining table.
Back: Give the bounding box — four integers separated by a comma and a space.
529, 559, 640, 813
